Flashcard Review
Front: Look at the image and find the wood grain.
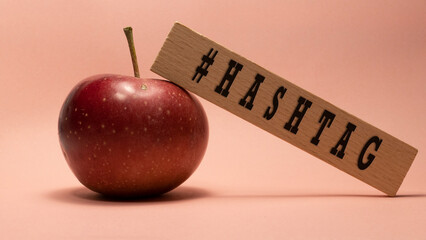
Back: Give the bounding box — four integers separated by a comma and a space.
151, 22, 418, 196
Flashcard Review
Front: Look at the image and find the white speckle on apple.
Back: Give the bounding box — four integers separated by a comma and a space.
166, 110, 170, 115
158, 107, 162, 112
101, 124, 105, 129
143, 127, 147, 132
102, 97, 106, 102
115, 92, 126, 100
87, 125, 91, 129
112, 129, 116, 134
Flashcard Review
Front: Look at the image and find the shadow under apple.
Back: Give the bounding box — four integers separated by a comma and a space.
47, 185, 211, 206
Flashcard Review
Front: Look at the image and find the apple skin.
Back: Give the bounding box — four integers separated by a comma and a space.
58, 74, 208, 197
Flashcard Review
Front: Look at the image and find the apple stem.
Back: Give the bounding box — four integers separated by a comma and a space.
123, 27, 140, 78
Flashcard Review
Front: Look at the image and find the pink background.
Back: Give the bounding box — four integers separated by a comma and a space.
1, 0, 425, 239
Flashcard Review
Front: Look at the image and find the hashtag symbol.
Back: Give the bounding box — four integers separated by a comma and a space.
192, 48, 218, 83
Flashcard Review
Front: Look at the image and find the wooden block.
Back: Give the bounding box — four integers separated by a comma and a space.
151, 22, 418, 196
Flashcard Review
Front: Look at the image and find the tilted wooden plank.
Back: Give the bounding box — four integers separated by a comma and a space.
151, 22, 418, 196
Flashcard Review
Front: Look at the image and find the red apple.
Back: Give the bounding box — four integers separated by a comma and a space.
58, 74, 208, 197
58, 27, 208, 197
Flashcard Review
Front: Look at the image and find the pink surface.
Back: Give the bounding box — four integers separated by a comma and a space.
1, 0, 425, 239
